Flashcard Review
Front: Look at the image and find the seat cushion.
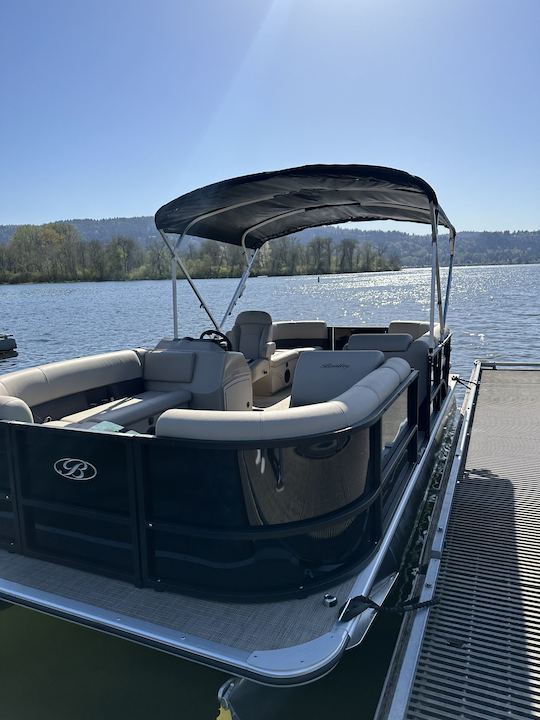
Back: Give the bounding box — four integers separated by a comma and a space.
269, 348, 299, 367
61, 389, 192, 427
143, 350, 195, 391
0, 396, 33, 423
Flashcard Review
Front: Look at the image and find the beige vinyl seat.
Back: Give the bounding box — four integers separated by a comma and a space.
53, 390, 191, 429
271, 320, 328, 351
344, 333, 427, 397
56, 350, 194, 429
290, 350, 385, 406
344, 321, 449, 430
0, 343, 252, 431
156, 351, 411, 533
226, 311, 276, 383
388, 320, 448, 347
0, 350, 195, 431
0, 350, 144, 425
156, 351, 411, 443
253, 320, 329, 396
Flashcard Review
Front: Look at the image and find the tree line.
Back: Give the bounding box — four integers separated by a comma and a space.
0, 222, 401, 284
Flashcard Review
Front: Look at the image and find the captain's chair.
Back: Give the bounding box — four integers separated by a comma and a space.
227, 311, 276, 382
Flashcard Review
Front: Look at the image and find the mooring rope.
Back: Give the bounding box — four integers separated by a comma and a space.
339, 594, 439, 622
451, 374, 478, 391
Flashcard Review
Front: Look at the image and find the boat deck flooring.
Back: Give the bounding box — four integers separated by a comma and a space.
253, 387, 291, 410
0, 549, 355, 653
395, 366, 540, 719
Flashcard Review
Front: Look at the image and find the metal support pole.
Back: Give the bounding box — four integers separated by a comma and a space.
429, 203, 444, 344
174, 253, 221, 330
443, 233, 456, 326
160, 229, 221, 333
219, 249, 259, 329
171, 256, 178, 340
428, 205, 437, 346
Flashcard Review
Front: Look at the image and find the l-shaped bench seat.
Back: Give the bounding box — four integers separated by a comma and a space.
157, 351, 412, 443
0, 350, 146, 426
55, 349, 195, 429
0, 343, 254, 432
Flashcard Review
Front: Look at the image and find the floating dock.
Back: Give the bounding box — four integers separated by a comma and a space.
377, 360, 540, 720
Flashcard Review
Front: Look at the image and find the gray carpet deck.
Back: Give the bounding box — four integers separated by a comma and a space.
0, 550, 355, 652
253, 387, 291, 409
407, 367, 540, 719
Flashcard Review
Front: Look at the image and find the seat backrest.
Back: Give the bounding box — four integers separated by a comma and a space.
388, 320, 448, 347
345, 333, 413, 352
290, 350, 384, 407
0, 350, 143, 409
271, 320, 328, 347
345, 332, 430, 407
227, 311, 273, 360
388, 320, 430, 341
143, 350, 195, 391
150, 339, 253, 411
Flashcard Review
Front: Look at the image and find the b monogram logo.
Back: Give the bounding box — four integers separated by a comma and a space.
53, 458, 98, 481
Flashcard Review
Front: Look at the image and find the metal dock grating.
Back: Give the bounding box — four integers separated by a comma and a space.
404, 367, 540, 719
375, 364, 540, 720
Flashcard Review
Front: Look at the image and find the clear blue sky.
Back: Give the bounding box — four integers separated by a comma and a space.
1, 0, 539, 231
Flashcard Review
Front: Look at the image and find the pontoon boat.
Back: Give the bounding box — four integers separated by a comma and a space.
0, 165, 456, 684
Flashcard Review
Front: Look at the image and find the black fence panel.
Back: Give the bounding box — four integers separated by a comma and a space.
144, 507, 377, 601
139, 440, 249, 528
138, 429, 380, 600
11, 425, 141, 584
0, 424, 18, 550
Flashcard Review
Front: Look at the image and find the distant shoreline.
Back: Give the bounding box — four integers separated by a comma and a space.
1, 260, 539, 287
2, 220, 540, 285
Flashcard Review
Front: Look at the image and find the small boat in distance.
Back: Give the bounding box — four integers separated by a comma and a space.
0, 334, 17, 354
0, 164, 457, 684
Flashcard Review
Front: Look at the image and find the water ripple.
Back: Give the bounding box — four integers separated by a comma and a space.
1, 264, 539, 384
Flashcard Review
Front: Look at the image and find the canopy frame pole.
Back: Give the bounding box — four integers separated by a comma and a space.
160, 229, 221, 334
443, 231, 456, 326
159, 198, 287, 337
428, 202, 444, 345
219, 247, 259, 329
171, 254, 178, 339
218, 208, 306, 329
173, 193, 281, 241
434, 221, 445, 338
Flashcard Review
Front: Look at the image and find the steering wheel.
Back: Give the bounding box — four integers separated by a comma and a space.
199, 329, 232, 351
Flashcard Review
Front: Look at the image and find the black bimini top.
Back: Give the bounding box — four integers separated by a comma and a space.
155, 164, 456, 250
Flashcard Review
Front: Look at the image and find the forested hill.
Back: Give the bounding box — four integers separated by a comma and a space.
296, 227, 540, 266
0, 216, 539, 267
0, 217, 159, 246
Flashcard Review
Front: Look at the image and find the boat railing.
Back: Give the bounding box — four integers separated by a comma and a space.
0, 370, 420, 600
429, 332, 452, 421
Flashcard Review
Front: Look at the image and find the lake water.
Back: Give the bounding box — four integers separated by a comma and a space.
0, 264, 539, 719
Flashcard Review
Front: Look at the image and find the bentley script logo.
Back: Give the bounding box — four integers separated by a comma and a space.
53, 458, 98, 481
